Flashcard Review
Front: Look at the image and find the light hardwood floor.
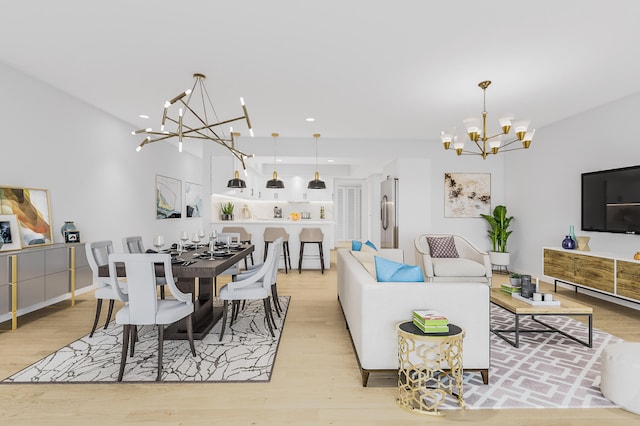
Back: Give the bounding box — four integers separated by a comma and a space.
0, 251, 638, 425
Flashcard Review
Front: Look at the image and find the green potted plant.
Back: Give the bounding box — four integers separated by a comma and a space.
480, 205, 514, 270
509, 272, 522, 287
220, 202, 235, 220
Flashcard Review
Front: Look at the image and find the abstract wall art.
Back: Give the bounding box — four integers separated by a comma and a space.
156, 175, 182, 219
444, 173, 491, 218
185, 181, 203, 218
0, 187, 53, 247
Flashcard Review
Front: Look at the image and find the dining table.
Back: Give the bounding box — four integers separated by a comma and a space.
99, 243, 255, 340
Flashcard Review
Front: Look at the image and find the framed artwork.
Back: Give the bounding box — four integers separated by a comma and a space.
444, 173, 491, 218
0, 187, 53, 247
64, 230, 80, 243
185, 181, 203, 218
0, 214, 22, 251
156, 175, 182, 219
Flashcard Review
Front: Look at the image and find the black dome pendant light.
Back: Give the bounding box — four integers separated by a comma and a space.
227, 132, 247, 188
266, 132, 284, 189
307, 133, 326, 189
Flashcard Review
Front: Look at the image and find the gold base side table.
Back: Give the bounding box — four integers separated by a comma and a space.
396, 321, 465, 416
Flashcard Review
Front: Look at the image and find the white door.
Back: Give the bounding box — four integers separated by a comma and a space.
336, 183, 363, 242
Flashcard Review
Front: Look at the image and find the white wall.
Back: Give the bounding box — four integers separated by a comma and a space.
0, 62, 204, 249
506, 91, 640, 280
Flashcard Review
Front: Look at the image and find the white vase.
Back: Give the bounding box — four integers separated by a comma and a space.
489, 251, 510, 266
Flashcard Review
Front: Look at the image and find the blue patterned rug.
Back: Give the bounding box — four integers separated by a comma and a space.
3, 297, 289, 383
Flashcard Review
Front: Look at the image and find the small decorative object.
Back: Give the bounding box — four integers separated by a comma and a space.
509, 273, 522, 287
320, 206, 325, 219
569, 225, 577, 244
576, 236, 591, 251
220, 202, 235, 220
289, 212, 300, 221
0, 214, 22, 251
60, 221, 77, 238
241, 204, 251, 220
634, 252, 640, 260
562, 235, 576, 249
273, 206, 282, 218
520, 274, 534, 299
64, 230, 80, 243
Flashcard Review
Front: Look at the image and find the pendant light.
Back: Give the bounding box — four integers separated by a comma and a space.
227, 131, 247, 188
307, 133, 326, 189
266, 132, 284, 189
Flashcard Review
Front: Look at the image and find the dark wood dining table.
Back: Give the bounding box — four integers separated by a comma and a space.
99, 244, 255, 340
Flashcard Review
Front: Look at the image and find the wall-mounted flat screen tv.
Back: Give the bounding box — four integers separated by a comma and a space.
582, 165, 640, 234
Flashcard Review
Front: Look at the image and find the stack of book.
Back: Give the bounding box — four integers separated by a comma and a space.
412, 310, 449, 333
501, 284, 522, 294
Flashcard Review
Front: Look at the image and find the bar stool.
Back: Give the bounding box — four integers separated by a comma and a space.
299, 227, 325, 274
263, 227, 292, 273
221, 226, 254, 269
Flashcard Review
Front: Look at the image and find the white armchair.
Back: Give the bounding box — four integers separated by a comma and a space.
414, 234, 492, 285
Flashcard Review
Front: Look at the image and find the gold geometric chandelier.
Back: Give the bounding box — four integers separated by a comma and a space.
440, 80, 535, 159
132, 73, 254, 169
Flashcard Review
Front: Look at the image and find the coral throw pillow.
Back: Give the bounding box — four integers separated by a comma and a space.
426, 236, 459, 258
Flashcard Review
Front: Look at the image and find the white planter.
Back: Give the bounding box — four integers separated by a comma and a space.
489, 251, 510, 266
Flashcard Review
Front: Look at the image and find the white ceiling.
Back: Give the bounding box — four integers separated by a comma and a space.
2, 1, 640, 162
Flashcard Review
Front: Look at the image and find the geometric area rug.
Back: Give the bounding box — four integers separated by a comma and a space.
440, 304, 622, 410
2, 296, 290, 383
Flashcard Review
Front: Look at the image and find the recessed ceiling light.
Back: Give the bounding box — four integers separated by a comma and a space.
327, 159, 335, 163
139, 114, 150, 119
305, 117, 315, 122
276, 158, 283, 162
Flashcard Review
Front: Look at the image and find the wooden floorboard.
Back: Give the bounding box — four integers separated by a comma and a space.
0, 250, 638, 425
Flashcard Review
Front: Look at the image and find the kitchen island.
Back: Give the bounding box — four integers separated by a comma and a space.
210, 219, 335, 271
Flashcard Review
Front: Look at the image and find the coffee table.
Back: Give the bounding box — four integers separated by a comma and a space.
490, 287, 593, 348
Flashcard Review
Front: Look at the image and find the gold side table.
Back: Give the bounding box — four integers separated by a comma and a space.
396, 321, 465, 416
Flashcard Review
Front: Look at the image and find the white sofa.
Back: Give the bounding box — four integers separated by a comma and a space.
415, 234, 492, 285
337, 248, 490, 386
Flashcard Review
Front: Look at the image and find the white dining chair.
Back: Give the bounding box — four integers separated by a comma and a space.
108, 253, 197, 382
122, 235, 168, 299
86, 240, 126, 337
235, 238, 284, 317
218, 238, 280, 341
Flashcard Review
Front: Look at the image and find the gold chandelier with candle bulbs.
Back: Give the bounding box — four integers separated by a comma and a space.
440, 80, 535, 159
132, 73, 254, 168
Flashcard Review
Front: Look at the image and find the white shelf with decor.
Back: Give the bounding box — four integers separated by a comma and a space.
542, 247, 640, 305
0, 243, 92, 330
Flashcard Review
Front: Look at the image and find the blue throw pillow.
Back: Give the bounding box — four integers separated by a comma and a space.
374, 256, 424, 282
351, 240, 377, 251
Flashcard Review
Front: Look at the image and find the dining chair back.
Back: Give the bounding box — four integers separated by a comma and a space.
122, 235, 168, 298
108, 253, 196, 381
122, 236, 145, 254
85, 240, 121, 337
221, 226, 254, 268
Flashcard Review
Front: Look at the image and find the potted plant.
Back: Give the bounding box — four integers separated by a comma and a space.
480, 205, 514, 269
220, 202, 235, 220
509, 272, 522, 287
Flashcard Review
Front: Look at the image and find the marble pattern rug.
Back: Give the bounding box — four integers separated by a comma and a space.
4, 297, 290, 383
438, 303, 622, 410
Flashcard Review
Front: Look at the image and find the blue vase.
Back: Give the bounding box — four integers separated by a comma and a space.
569, 225, 577, 244
562, 235, 576, 249
60, 221, 77, 237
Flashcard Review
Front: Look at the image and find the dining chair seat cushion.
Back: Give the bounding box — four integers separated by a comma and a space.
116, 299, 194, 326
219, 282, 269, 300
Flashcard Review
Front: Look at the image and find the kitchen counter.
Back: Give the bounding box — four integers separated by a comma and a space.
210, 220, 335, 271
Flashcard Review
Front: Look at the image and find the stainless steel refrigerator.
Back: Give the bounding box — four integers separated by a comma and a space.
380, 177, 399, 248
